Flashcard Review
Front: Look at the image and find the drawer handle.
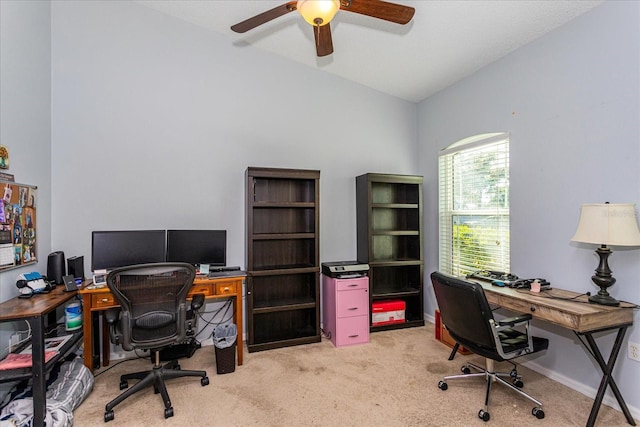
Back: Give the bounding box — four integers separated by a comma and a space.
220, 287, 229, 293
348, 334, 359, 338
348, 307, 359, 311
348, 284, 358, 287
100, 298, 110, 303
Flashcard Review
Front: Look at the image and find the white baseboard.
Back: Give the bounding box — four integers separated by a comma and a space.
522, 359, 640, 422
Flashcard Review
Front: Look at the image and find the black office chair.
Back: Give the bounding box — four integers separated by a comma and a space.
103, 263, 209, 422
430, 271, 548, 422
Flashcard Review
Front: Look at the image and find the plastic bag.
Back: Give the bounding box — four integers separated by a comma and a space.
213, 324, 237, 349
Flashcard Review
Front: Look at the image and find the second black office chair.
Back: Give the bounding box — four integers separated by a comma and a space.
103, 263, 209, 422
431, 271, 548, 422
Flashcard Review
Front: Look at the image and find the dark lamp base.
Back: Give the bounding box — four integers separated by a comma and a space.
587, 245, 620, 307
588, 293, 620, 307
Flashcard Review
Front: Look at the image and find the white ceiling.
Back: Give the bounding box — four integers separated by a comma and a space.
135, 0, 604, 103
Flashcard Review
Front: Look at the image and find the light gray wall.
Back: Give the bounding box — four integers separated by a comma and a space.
418, 0, 640, 417
49, 0, 416, 344
4, 0, 639, 419
50, 0, 417, 275
0, 0, 52, 347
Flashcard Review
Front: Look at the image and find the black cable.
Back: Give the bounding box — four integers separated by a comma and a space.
512, 287, 592, 302
93, 353, 148, 378
573, 332, 597, 360
193, 299, 234, 340
541, 291, 592, 302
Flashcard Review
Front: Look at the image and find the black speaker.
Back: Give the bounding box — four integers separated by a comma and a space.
47, 251, 66, 285
67, 255, 85, 280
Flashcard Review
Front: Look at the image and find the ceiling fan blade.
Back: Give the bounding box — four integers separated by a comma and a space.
341, 0, 415, 25
314, 23, 334, 57
231, 1, 298, 33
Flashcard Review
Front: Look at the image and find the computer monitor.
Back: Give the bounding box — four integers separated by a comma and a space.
166, 229, 226, 267
91, 230, 167, 272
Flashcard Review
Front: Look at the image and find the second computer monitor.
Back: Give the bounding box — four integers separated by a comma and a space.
166, 229, 226, 267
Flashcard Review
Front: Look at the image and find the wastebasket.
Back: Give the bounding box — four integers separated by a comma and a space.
213, 323, 237, 374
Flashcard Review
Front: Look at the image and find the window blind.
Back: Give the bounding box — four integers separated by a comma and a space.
438, 133, 510, 276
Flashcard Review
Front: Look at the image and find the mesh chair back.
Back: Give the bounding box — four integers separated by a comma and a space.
107, 263, 196, 350
431, 271, 498, 354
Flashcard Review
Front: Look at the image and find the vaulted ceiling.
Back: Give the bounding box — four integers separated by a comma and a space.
136, 1, 603, 102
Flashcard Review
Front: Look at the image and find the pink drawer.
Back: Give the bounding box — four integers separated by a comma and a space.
335, 315, 370, 347
336, 288, 368, 318
336, 277, 368, 292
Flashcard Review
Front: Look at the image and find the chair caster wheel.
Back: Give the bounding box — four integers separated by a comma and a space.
164, 407, 174, 419
478, 409, 490, 422
437, 380, 448, 391
104, 410, 114, 422
461, 366, 471, 374
510, 368, 518, 379
201, 376, 210, 386
513, 378, 524, 388
532, 407, 545, 419
175, 364, 181, 370
119, 380, 128, 390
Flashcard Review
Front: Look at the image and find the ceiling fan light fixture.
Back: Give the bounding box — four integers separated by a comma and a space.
297, 0, 340, 26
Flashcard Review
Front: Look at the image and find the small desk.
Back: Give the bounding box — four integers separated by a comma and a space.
480, 282, 635, 427
0, 287, 81, 427
79, 273, 245, 370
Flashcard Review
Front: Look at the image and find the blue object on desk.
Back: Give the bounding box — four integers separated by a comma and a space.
24, 271, 43, 281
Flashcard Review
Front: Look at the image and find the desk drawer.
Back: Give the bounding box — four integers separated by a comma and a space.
92, 294, 116, 308
189, 284, 213, 297
215, 282, 237, 295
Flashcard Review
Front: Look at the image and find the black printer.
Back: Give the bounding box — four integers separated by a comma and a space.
321, 261, 369, 278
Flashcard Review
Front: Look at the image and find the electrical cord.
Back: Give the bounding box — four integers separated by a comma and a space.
1, 320, 32, 355
194, 299, 234, 340
93, 353, 149, 378
533, 290, 639, 308
519, 289, 594, 303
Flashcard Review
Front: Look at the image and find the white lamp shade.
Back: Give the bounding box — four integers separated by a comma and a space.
297, 0, 340, 26
571, 203, 640, 246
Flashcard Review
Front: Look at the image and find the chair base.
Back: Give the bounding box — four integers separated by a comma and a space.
104, 359, 209, 423
438, 361, 544, 422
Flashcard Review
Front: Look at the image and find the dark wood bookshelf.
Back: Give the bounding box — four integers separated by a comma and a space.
246, 167, 321, 352
356, 173, 425, 333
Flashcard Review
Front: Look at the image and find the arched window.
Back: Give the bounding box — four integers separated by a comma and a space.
438, 133, 510, 276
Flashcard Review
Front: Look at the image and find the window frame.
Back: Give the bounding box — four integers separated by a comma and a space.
438, 132, 510, 277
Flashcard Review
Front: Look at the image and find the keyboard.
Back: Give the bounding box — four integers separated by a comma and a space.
467, 270, 550, 290
466, 270, 519, 282
207, 268, 244, 278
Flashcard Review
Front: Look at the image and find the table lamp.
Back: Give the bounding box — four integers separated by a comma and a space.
571, 203, 640, 306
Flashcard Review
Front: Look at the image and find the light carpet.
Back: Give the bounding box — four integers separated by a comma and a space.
73, 325, 634, 426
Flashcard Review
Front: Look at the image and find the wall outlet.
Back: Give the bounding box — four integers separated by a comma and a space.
629, 342, 640, 362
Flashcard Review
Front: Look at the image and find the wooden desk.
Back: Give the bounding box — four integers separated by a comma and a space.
0, 287, 81, 427
479, 282, 635, 427
79, 274, 245, 371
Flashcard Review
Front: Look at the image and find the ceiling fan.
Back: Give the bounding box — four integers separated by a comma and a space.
231, 0, 415, 57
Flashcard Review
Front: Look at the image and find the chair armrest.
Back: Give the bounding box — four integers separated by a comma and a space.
498, 314, 532, 327
105, 308, 121, 325
190, 293, 205, 311
104, 308, 123, 346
